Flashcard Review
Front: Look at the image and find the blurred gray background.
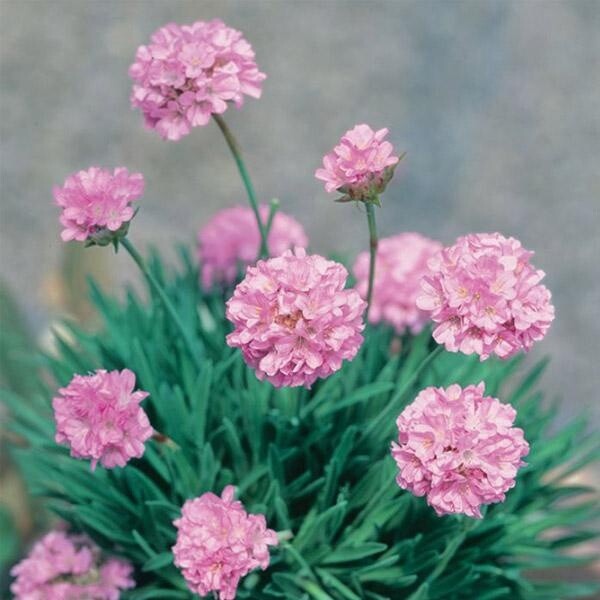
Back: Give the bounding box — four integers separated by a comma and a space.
1, 0, 599, 423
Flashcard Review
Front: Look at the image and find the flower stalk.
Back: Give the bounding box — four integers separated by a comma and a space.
213, 114, 269, 259
120, 238, 200, 369
365, 202, 378, 320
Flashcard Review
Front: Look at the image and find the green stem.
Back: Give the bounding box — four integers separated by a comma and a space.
365, 202, 378, 320
361, 345, 443, 442
121, 238, 200, 369
213, 114, 269, 259
265, 198, 280, 237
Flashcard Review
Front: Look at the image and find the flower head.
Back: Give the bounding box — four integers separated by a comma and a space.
53, 369, 153, 470
353, 233, 442, 333
10, 530, 134, 599
173, 486, 278, 600
315, 124, 400, 202
129, 19, 266, 140
226, 248, 366, 387
198, 204, 308, 288
392, 383, 529, 518
54, 167, 144, 245
417, 232, 555, 360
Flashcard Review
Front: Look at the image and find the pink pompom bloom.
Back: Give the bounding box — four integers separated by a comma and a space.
53, 368, 153, 470
226, 248, 366, 388
392, 383, 529, 518
54, 167, 144, 245
353, 233, 442, 333
173, 486, 278, 600
315, 124, 400, 202
10, 530, 134, 600
198, 204, 309, 288
417, 232, 555, 360
129, 19, 266, 141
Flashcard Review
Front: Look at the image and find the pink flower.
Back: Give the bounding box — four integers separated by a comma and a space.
417, 232, 555, 360
353, 233, 442, 333
226, 248, 366, 388
53, 369, 153, 470
53, 167, 144, 245
198, 204, 309, 288
10, 530, 134, 599
129, 19, 266, 141
173, 486, 278, 600
391, 383, 529, 518
315, 124, 400, 201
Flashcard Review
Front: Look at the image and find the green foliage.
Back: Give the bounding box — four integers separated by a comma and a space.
3, 248, 599, 599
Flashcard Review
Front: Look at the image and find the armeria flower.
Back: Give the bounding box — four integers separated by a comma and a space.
226, 248, 366, 387
315, 124, 400, 202
54, 167, 144, 245
417, 232, 555, 360
391, 383, 529, 518
198, 204, 308, 289
173, 486, 278, 600
10, 529, 134, 600
353, 233, 442, 333
129, 19, 266, 141
53, 369, 153, 470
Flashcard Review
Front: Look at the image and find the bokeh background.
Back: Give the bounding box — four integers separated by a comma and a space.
1, 1, 599, 419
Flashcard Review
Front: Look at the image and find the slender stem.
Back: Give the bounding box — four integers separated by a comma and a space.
361, 345, 443, 442
265, 198, 280, 237
120, 238, 200, 369
365, 202, 378, 320
213, 114, 269, 259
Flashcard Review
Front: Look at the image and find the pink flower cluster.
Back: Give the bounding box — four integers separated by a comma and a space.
226, 248, 366, 387
198, 204, 308, 288
417, 233, 555, 360
10, 530, 134, 600
315, 124, 400, 201
173, 486, 278, 600
353, 233, 442, 333
129, 19, 266, 140
54, 167, 144, 244
53, 369, 153, 470
392, 383, 529, 518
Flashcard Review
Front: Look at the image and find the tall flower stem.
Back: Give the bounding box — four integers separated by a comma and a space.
121, 238, 200, 369
365, 202, 379, 320
213, 114, 269, 259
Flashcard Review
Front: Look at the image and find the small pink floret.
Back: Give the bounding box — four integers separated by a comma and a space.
173, 486, 278, 600
10, 529, 135, 599
391, 382, 529, 518
53, 368, 153, 470
417, 232, 555, 360
198, 204, 308, 288
53, 167, 144, 243
353, 232, 442, 333
226, 248, 366, 388
315, 124, 399, 199
129, 19, 266, 140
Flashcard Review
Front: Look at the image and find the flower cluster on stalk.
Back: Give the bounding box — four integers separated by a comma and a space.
173, 486, 278, 600
417, 232, 555, 360
129, 19, 266, 140
10, 530, 134, 600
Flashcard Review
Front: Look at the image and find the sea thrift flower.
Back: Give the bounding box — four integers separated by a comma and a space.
173, 486, 278, 600
10, 530, 134, 599
417, 232, 555, 360
391, 383, 529, 518
226, 248, 366, 387
315, 124, 400, 202
54, 167, 144, 245
129, 19, 266, 140
198, 204, 308, 288
53, 369, 153, 470
353, 233, 442, 333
